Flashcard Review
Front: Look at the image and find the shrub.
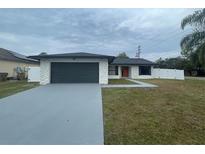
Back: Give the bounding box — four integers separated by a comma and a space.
17, 72, 26, 80
15, 67, 27, 80
0, 73, 8, 81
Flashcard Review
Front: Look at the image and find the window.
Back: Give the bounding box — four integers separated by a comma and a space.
108, 66, 118, 75
139, 66, 151, 75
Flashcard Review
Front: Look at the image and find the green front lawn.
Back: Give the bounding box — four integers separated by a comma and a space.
102, 79, 205, 144
109, 79, 137, 84
0, 81, 39, 99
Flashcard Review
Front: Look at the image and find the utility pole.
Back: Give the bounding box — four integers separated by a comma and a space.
136, 45, 141, 58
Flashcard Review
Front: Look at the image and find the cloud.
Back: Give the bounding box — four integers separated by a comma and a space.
0, 32, 19, 43
0, 8, 198, 60
143, 49, 181, 61
0, 31, 80, 56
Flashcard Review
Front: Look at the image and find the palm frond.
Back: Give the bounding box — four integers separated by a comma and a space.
180, 31, 205, 51
190, 52, 198, 66
181, 9, 205, 29
196, 42, 205, 66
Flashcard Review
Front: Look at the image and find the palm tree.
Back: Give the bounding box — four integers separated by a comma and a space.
181, 9, 205, 67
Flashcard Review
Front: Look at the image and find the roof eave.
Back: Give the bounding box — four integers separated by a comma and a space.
0, 57, 39, 64
29, 55, 114, 60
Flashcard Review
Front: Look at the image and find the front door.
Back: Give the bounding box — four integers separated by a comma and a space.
121, 67, 129, 77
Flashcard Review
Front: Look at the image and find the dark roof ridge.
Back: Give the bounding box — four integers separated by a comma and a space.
29, 52, 115, 63
35, 51, 114, 57
29, 52, 114, 58
111, 57, 155, 65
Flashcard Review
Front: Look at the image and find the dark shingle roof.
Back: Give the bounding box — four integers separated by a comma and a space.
111, 57, 155, 65
29, 52, 115, 62
0, 48, 39, 64
29, 52, 155, 65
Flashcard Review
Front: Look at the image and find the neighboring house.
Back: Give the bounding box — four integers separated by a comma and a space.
0, 48, 39, 78
30, 52, 155, 85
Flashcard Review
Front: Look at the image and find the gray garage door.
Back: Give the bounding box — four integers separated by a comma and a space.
51, 62, 99, 83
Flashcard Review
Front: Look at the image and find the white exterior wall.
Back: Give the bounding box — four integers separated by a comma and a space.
108, 66, 121, 79
40, 58, 108, 85
28, 67, 40, 82
108, 65, 184, 80
40, 59, 50, 85
138, 66, 154, 79
130, 66, 154, 79
108, 65, 154, 79
130, 66, 139, 79
99, 59, 109, 84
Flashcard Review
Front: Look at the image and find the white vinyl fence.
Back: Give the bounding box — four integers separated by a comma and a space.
28, 67, 40, 82
153, 68, 184, 80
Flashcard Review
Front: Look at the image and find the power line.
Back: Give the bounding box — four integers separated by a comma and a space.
134, 31, 192, 57
135, 21, 188, 41
151, 32, 189, 47
144, 29, 182, 41
140, 29, 190, 49
137, 29, 190, 43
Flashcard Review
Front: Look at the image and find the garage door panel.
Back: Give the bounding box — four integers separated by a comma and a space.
51, 62, 99, 83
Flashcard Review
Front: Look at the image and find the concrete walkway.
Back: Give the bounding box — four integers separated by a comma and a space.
101, 79, 158, 88
0, 84, 104, 145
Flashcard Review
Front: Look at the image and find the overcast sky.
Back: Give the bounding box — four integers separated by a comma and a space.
0, 8, 197, 61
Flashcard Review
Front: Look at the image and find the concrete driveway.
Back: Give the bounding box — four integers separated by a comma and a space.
0, 84, 104, 145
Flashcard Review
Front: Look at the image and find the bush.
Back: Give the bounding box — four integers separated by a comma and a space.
0, 73, 8, 81
14, 67, 27, 80
17, 72, 26, 80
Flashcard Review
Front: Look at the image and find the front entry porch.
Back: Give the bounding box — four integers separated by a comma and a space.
108, 64, 154, 80
121, 66, 130, 78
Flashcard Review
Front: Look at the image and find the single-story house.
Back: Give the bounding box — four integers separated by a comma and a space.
0, 48, 39, 78
29, 52, 155, 85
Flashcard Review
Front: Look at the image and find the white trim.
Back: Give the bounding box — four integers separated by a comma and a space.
108, 65, 154, 79
40, 58, 108, 85
108, 65, 121, 79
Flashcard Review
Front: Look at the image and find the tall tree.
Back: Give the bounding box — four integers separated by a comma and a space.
117, 52, 129, 58
155, 57, 193, 70
181, 9, 205, 67
39, 52, 47, 55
